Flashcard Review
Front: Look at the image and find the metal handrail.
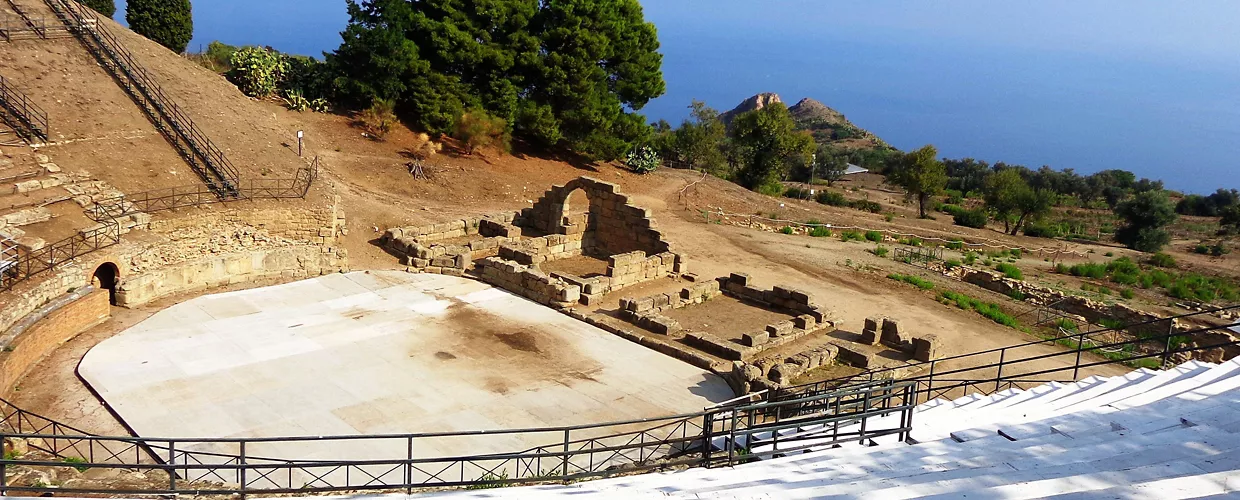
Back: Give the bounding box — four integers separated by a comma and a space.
42, 0, 240, 197
0, 74, 49, 142
0, 380, 914, 495
1, 160, 317, 292
781, 304, 1240, 398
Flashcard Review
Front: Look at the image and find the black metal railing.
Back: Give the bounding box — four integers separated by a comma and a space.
88, 159, 318, 221
778, 306, 1240, 405
0, 75, 49, 142
42, 0, 240, 198
0, 380, 913, 496
0, 160, 317, 292
894, 245, 943, 266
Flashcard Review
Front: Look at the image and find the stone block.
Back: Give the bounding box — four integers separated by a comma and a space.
768, 363, 799, 385
880, 318, 903, 348
793, 314, 816, 330
859, 328, 880, 346
741, 332, 771, 347
431, 256, 455, 268
634, 296, 655, 313
653, 293, 670, 308
729, 273, 751, 287
453, 252, 471, 269
864, 317, 881, 333
765, 321, 794, 337
913, 334, 941, 362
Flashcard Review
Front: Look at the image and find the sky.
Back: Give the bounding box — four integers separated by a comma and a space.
110, 1, 1240, 193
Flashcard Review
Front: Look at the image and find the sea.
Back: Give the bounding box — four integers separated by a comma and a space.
109, 0, 1240, 194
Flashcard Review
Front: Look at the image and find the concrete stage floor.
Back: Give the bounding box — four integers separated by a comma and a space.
79, 271, 732, 483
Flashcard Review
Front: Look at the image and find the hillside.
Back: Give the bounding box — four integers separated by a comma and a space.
719, 93, 894, 152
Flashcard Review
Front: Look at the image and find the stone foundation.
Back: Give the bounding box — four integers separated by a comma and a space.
476, 257, 580, 309
0, 288, 110, 396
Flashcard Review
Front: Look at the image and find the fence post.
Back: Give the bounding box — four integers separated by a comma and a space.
702, 411, 713, 468
561, 429, 570, 479
1072, 330, 1086, 380
1162, 319, 1175, 368
926, 360, 936, 403
167, 440, 176, 493
239, 440, 247, 499
406, 436, 413, 493
995, 349, 1006, 393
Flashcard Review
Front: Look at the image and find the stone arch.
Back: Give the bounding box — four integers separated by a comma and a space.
92, 262, 120, 305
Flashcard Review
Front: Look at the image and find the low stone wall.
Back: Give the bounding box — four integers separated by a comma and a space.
0, 288, 109, 397
116, 246, 349, 307
522, 177, 673, 257
859, 317, 941, 362
0, 268, 88, 335
380, 213, 521, 272
476, 257, 581, 309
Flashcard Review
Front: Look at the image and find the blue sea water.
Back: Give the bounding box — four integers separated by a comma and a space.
111, 0, 1240, 193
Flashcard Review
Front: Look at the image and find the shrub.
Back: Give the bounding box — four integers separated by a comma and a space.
864, 230, 883, 242
940, 204, 965, 216
809, 226, 832, 238
953, 208, 988, 229
62, 456, 89, 473
1147, 252, 1177, 268
995, 262, 1023, 280
888, 273, 934, 290
1211, 243, 1231, 257
282, 89, 310, 112
1066, 262, 1107, 279
1194, 244, 1211, 255
190, 40, 237, 73
947, 239, 964, 250
783, 187, 812, 199
1007, 289, 1027, 301
127, 0, 193, 53
358, 99, 398, 140
944, 258, 962, 270
899, 237, 923, 247
1009, 248, 1023, 259
885, 213, 895, 222
840, 230, 863, 242
1121, 288, 1135, 299
1054, 318, 1079, 332
1097, 286, 1112, 296
945, 189, 964, 205
1022, 220, 1060, 238
963, 252, 978, 265
871, 245, 890, 257
815, 191, 848, 206
850, 200, 883, 213
779, 226, 795, 235
227, 46, 289, 98
455, 110, 511, 155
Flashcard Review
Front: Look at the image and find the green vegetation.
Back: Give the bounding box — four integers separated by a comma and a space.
898, 237, 923, 247
358, 99, 398, 139
946, 239, 965, 250
1056, 256, 1238, 303
871, 245, 890, 257
995, 263, 1023, 280
655, 101, 729, 174
466, 471, 511, 490
1176, 188, 1239, 217
228, 46, 289, 98
1147, 252, 1177, 268
944, 258, 962, 270
127, 0, 193, 53
730, 103, 817, 194
1114, 190, 1177, 252
62, 456, 89, 473
963, 252, 978, 265
938, 291, 1022, 329
839, 230, 864, 243
888, 273, 935, 291
457, 111, 512, 155
984, 168, 1054, 235
864, 230, 884, 242
779, 226, 795, 235
1121, 288, 1136, 299
84, 0, 116, 18
809, 226, 832, 238
332, 0, 663, 161
887, 145, 947, 218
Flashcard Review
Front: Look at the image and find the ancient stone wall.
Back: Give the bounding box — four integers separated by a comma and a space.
116, 246, 347, 306
522, 177, 673, 256
476, 257, 580, 309
0, 267, 87, 335
0, 288, 109, 397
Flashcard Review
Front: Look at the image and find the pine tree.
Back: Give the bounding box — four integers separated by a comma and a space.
126, 0, 193, 53
83, 0, 116, 17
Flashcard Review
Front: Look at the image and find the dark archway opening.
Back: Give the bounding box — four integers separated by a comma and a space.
93, 262, 119, 306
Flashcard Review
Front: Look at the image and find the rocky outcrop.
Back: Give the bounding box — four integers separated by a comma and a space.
718, 92, 783, 124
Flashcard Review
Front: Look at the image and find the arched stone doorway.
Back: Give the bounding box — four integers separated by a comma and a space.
92, 262, 120, 305
561, 188, 591, 230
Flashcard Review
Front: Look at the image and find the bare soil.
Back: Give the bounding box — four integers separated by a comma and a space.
540, 254, 610, 278
662, 295, 796, 342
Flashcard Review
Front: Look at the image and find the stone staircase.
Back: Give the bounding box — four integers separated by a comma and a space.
400, 359, 1240, 498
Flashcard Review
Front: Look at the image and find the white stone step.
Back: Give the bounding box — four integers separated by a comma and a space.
1034, 470, 1240, 499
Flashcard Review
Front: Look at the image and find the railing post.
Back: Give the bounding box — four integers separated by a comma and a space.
702, 411, 713, 467
1162, 319, 1175, 368
995, 349, 1006, 393
239, 440, 246, 499
859, 387, 871, 443
561, 429, 570, 479
1073, 330, 1086, 380
926, 360, 936, 404
406, 436, 413, 493
167, 440, 176, 493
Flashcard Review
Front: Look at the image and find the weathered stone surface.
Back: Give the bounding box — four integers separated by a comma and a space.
913, 334, 940, 362
881, 318, 903, 349
741, 331, 771, 347
765, 321, 794, 337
